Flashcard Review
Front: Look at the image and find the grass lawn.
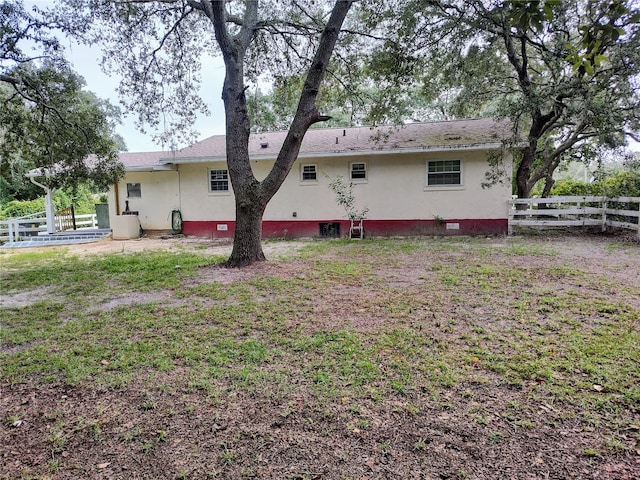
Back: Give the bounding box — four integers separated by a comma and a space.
1, 235, 639, 479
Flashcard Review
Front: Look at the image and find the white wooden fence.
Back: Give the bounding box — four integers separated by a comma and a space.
0, 212, 98, 243
509, 196, 640, 238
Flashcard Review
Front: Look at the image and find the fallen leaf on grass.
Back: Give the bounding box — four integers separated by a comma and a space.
100, 360, 110, 366
97, 463, 110, 469
592, 384, 604, 392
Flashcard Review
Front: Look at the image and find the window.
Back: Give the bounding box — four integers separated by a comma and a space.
126, 183, 141, 198
427, 160, 462, 186
301, 164, 317, 182
209, 169, 229, 192
350, 162, 367, 180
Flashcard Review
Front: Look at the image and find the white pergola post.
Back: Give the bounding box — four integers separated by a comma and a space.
27, 173, 56, 235
43, 188, 56, 234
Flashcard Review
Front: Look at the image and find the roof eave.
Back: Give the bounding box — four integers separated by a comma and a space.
161, 142, 521, 165
125, 164, 177, 172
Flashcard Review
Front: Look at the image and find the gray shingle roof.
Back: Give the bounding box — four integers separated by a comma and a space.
119, 118, 511, 169
118, 151, 169, 168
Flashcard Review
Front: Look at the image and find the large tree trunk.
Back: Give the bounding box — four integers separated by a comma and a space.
210, 1, 353, 268
516, 144, 536, 199
227, 197, 267, 267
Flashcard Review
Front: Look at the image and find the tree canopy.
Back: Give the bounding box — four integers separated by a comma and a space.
56, 0, 359, 266
248, 0, 640, 197
0, 0, 124, 202
359, 0, 640, 197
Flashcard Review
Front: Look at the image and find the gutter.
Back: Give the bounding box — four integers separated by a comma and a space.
160, 142, 525, 165
124, 164, 178, 172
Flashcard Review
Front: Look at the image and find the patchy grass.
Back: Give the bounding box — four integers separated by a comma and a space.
1, 236, 639, 479
1, 250, 222, 296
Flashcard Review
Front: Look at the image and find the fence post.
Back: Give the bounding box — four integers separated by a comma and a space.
71, 205, 77, 230
637, 199, 640, 240
8, 220, 14, 244
601, 197, 607, 232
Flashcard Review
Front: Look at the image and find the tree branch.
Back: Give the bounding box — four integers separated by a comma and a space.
261, 0, 354, 198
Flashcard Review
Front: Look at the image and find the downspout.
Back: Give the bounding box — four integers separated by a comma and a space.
114, 183, 121, 215
29, 176, 56, 234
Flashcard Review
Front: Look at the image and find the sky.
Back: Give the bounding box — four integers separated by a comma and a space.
26, 1, 227, 153
21, 2, 640, 155
67, 43, 227, 152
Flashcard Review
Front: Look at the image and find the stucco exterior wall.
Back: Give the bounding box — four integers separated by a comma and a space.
113, 149, 512, 236
177, 150, 511, 221
109, 171, 180, 230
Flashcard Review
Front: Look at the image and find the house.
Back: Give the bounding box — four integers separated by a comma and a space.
109, 118, 515, 238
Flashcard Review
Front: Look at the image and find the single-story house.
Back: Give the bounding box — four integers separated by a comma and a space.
109, 118, 515, 238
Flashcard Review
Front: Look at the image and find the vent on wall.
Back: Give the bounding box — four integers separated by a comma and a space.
260, 142, 269, 148
319, 222, 340, 238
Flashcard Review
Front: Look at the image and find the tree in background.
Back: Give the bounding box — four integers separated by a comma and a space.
0, 1, 124, 205
247, 73, 357, 132
56, 0, 359, 266
373, 0, 640, 198
0, 184, 101, 220
246, 0, 640, 200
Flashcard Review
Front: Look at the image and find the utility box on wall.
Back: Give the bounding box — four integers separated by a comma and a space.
112, 215, 140, 240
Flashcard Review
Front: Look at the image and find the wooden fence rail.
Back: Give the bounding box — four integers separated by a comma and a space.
509, 196, 640, 238
0, 213, 98, 243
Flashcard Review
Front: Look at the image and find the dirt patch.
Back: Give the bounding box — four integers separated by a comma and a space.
2, 372, 638, 480
1, 233, 639, 480
1, 235, 307, 259
0, 287, 54, 308
94, 291, 182, 311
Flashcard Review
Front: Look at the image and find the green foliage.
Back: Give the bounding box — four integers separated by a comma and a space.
1, 3, 125, 200
247, 72, 358, 132
328, 175, 369, 221
0, 184, 101, 219
548, 179, 599, 196
545, 165, 640, 197
0, 199, 45, 219
1, 64, 125, 194
600, 169, 640, 197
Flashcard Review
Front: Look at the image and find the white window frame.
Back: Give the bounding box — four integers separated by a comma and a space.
126, 183, 141, 198
209, 168, 230, 194
425, 159, 464, 190
300, 163, 318, 183
349, 161, 367, 182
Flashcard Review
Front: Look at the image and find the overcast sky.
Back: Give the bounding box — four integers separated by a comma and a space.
63, 41, 228, 153
26, 1, 227, 153
23, 2, 639, 155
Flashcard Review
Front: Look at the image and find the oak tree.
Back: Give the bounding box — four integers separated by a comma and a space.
1, 1, 124, 201
57, 0, 356, 266
358, 0, 640, 197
